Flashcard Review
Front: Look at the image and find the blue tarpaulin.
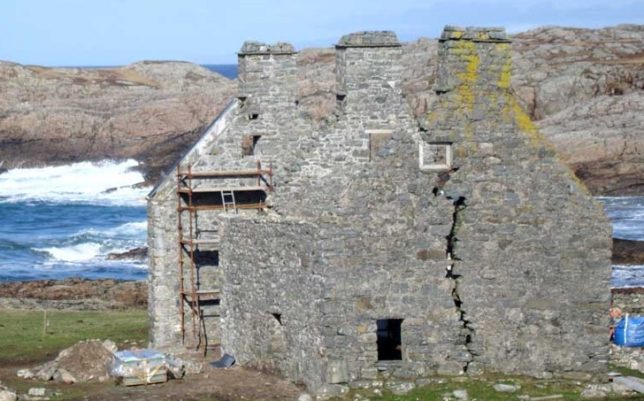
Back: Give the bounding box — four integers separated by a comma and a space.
614, 315, 644, 347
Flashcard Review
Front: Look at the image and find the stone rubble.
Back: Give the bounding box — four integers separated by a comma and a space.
452, 388, 468, 400
493, 382, 521, 392
18, 340, 116, 383
0, 381, 16, 401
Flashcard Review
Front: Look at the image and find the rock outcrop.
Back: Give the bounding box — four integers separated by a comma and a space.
0, 61, 235, 182
613, 238, 644, 265
0, 278, 147, 309
513, 25, 644, 195
0, 25, 641, 194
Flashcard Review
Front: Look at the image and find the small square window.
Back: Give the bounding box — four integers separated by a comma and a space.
377, 319, 403, 361
367, 129, 393, 161
242, 135, 261, 157
419, 142, 452, 171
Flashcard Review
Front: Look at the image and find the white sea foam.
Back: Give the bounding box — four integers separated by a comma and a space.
0, 159, 150, 205
612, 264, 644, 288
36, 242, 102, 262
597, 196, 644, 241
106, 221, 148, 236
78, 220, 148, 238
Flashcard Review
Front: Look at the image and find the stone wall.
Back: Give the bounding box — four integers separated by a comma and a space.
147, 101, 238, 349
149, 28, 613, 396
612, 288, 644, 315
220, 217, 326, 391
425, 26, 612, 376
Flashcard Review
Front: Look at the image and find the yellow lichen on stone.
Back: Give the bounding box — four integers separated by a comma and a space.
456, 40, 480, 123
512, 99, 539, 142
511, 97, 561, 156
455, 41, 479, 111
452, 40, 479, 149
496, 44, 512, 90
508, 95, 590, 194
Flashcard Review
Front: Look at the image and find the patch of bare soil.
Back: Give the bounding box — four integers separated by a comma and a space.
89, 366, 302, 401
0, 365, 302, 401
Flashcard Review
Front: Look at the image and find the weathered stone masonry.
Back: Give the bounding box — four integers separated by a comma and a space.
148, 27, 612, 396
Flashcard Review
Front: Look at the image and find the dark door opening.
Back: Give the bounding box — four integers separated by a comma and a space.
376, 319, 403, 360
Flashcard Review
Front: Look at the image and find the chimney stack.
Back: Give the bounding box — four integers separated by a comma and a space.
434, 26, 511, 95
335, 31, 402, 112
237, 41, 297, 117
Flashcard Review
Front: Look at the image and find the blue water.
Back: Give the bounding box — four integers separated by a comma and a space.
0, 160, 641, 285
61, 64, 238, 80
0, 202, 146, 281
0, 160, 149, 282
203, 64, 237, 79
598, 196, 644, 288
597, 196, 644, 241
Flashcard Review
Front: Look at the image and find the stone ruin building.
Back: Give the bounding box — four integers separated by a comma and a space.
147, 27, 613, 396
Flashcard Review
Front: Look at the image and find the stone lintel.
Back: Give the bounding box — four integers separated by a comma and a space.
440, 25, 511, 43
336, 31, 401, 48
238, 41, 296, 56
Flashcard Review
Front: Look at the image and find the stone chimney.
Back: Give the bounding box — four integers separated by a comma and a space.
434, 26, 511, 95
335, 31, 402, 111
237, 41, 297, 116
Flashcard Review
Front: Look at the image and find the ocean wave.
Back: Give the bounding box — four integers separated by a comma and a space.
0, 159, 150, 206
35, 242, 102, 262
76, 220, 148, 238
35, 233, 148, 260
612, 264, 644, 288
597, 196, 644, 241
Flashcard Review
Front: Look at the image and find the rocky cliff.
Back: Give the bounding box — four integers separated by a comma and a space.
0, 61, 235, 182
0, 25, 641, 193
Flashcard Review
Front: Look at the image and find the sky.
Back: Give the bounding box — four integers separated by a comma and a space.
1, 0, 642, 66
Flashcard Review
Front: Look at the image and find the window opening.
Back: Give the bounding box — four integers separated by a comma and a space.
377, 319, 403, 360
419, 142, 452, 171
242, 135, 262, 157
368, 131, 393, 161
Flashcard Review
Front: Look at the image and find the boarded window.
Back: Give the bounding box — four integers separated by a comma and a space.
376, 319, 403, 361
367, 130, 393, 161
419, 142, 452, 171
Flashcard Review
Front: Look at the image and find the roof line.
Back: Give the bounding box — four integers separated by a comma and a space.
147, 97, 238, 199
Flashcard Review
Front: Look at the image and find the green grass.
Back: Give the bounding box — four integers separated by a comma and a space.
342, 376, 644, 401
0, 308, 149, 364
609, 364, 644, 381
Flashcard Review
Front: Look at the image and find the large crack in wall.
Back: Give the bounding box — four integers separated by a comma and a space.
444, 195, 475, 373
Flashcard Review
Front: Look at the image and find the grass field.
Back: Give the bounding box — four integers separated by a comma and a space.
0, 308, 148, 364
340, 377, 644, 401
0, 308, 642, 401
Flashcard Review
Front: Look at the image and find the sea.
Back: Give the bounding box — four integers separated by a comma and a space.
0, 63, 238, 282
0, 160, 642, 286
59, 64, 238, 79
203, 64, 237, 79
0, 160, 149, 281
